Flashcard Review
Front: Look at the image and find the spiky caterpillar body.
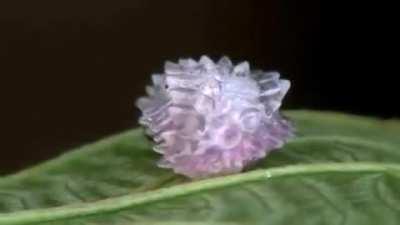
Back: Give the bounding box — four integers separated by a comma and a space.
136, 56, 293, 178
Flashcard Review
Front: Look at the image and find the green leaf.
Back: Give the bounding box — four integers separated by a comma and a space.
0, 110, 399, 225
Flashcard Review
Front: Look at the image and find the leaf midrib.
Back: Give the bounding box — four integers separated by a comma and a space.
0, 162, 399, 225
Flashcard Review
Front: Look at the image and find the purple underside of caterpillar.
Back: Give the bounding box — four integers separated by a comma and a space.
136, 56, 294, 178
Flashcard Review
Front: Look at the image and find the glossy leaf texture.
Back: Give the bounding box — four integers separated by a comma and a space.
0, 110, 399, 225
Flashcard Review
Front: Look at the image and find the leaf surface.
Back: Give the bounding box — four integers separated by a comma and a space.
0, 110, 399, 225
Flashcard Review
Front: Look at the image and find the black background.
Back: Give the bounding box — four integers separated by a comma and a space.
0, 1, 398, 174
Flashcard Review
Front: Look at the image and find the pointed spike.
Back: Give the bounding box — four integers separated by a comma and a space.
217, 56, 233, 76
138, 116, 150, 125
145, 86, 155, 95
135, 97, 151, 111
153, 144, 166, 154
233, 61, 250, 76
279, 80, 291, 98
218, 56, 233, 68
258, 71, 280, 83
259, 80, 281, 96
199, 55, 215, 69
260, 88, 281, 97
157, 159, 172, 168
179, 58, 197, 67
164, 61, 181, 74
151, 74, 164, 86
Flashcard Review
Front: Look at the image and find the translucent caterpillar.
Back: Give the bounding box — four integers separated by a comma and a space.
136, 56, 293, 178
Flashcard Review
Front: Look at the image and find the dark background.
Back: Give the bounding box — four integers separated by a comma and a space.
0, 1, 397, 174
